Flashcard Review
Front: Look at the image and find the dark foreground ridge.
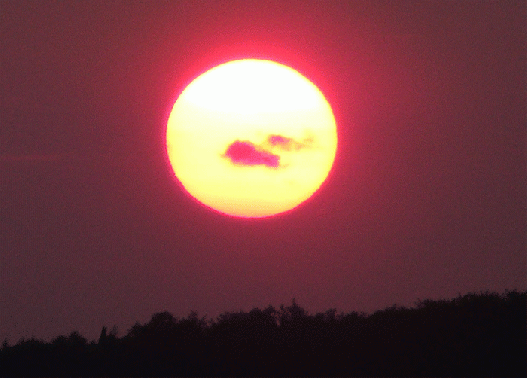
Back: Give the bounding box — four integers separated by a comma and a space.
1, 291, 525, 377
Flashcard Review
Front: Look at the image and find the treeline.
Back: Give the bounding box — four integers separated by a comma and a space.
1, 291, 525, 377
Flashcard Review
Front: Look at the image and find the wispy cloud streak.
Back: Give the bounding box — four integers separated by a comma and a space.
0, 154, 63, 163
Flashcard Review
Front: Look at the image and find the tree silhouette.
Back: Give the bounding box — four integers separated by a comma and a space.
1, 291, 525, 377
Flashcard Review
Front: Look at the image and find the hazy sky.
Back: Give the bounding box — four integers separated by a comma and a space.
1, 0, 525, 343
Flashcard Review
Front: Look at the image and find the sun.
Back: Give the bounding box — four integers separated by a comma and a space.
166, 59, 337, 218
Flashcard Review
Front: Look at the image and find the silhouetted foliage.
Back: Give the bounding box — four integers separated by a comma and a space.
1, 290, 525, 376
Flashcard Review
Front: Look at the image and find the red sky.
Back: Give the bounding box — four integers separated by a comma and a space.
1, 0, 525, 343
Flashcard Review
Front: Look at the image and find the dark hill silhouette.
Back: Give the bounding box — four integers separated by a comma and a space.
1, 291, 525, 376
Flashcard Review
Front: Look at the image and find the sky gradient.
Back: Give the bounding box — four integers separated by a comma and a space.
1, 0, 525, 343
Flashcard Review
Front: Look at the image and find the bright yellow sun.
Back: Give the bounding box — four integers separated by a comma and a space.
166, 59, 337, 218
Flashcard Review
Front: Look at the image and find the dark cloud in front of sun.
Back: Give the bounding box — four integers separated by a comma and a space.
223, 140, 279, 168
223, 133, 316, 168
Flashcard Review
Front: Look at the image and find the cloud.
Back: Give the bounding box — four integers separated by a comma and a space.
222, 133, 316, 168
268, 135, 294, 150
0, 154, 63, 163
267, 134, 314, 151
223, 141, 279, 168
